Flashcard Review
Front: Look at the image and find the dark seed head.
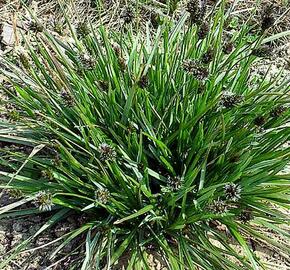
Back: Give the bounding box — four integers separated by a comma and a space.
239, 209, 253, 223
98, 143, 116, 162
270, 106, 287, 118
229, 154, 240, 163
150, 11, 161, 28
224, 183, 241, 202
60, 90, 75, 107
97, 80, 109, 92
29, 21, 44, 33
112, 43, 121, 57
19, 53, 30, 69
261, 5, 275, 31
223, 42, 234, 54
167, 176, 182, 192
35, 191, 54, 211
220, 91, 244, 109
121, 6, 135, 24
186, 0, 206, 25
261, 15, 275, 31
53, 154, 62, 166
210, 199, 228, 214
76, 22, 90, 37
95, 188, 110, 205
137, 75, 149, 89
79, 53, 96, 70
111, 44, 125, 70
186, 0, 199, 14
197, 22, 209, 39
183, 59, 209, 80
201, 48, 214, 64
254, 116, 266, 127
54, 22, 64, 35
41, 169, 54, 181
118, 57, 126, 71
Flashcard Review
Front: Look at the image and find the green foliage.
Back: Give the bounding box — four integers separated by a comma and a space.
0, 2, 290, 269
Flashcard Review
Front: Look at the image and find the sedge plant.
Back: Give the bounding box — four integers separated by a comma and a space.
0, 1, 290, 269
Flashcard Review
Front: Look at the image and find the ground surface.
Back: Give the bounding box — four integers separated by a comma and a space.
0, 0, 290, 269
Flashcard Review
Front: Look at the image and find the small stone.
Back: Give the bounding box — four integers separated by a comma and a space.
1, 23, 15, 46
29, 224, 41, 234
13, 223, 23, 232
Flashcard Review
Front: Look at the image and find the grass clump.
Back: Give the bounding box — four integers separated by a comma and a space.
0, 2, 290, 269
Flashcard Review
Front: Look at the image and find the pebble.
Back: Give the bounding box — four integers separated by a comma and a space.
29, 224, 41, 234
12, 223, 23, 232
1, 23, 15, 46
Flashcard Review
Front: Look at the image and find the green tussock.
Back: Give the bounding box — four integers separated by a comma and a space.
0, 1, 290, 269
